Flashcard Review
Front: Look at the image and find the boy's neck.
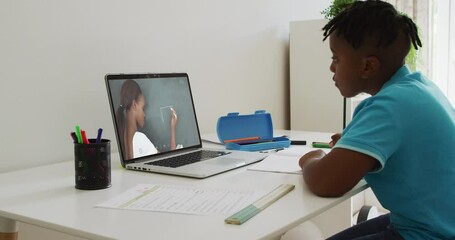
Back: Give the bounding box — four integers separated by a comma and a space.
368, 64, 404, 96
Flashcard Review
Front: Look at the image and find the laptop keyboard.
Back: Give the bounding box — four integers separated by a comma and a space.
145, 150, 230, 168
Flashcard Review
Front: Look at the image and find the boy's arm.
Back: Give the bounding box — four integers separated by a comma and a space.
299, 148, 378, 197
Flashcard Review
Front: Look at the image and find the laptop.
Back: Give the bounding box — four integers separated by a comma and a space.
105, 73, 265, 178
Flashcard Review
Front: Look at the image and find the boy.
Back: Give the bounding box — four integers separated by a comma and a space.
299, 0, 455, 239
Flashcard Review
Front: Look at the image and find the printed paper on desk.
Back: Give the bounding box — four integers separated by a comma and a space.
248, 146, 330, 174
96, 184, 265, 216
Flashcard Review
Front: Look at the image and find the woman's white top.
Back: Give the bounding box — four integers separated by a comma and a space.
133, 132, 157, 158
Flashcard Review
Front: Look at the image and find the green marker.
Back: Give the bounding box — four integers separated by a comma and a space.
312, 142, 331, 149
75, 125, 83, 144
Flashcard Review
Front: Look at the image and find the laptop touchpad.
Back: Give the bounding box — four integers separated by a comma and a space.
205, 157, 246, 167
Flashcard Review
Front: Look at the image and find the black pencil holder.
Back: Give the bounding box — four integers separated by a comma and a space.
74, 139, 111, 190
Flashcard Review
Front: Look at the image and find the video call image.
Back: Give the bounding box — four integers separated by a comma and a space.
108, 76, 201, 161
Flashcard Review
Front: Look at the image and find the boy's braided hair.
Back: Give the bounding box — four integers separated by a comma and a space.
322, 0, 422, 51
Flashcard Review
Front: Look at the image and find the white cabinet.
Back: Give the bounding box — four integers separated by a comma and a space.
289, 19, 369, 131
290, 19, 345, 133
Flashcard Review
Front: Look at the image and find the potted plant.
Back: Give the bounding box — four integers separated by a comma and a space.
321, 0, 355, 19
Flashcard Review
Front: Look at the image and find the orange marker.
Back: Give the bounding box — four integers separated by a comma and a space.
223, 136, 261, 143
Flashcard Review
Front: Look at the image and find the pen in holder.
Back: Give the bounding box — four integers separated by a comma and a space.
74, 139, 111, 190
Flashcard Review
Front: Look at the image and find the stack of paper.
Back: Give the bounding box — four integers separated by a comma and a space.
248, 146, 330, 174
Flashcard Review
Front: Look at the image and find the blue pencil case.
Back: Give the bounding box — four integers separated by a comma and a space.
216, 110, 290, 151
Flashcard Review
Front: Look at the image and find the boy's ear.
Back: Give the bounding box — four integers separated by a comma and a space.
361, 56, 380, 79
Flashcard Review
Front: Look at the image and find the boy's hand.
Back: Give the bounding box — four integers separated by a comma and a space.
329, 133, 341, 147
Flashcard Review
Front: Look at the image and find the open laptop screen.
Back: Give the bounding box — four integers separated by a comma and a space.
105, 73, 202, 162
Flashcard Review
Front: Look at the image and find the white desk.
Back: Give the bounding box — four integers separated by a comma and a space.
0, 131, 367, 240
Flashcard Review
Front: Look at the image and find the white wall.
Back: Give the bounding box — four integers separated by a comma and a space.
0, 0, 330, 174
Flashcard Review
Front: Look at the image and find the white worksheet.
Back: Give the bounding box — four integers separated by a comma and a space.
96, 184, 264, 216
248, 146, 331, 174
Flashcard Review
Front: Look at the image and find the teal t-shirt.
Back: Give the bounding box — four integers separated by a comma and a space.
335, 65, 455, 239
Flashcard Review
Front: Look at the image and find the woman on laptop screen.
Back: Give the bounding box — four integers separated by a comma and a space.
116, 79, 178, 160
